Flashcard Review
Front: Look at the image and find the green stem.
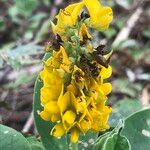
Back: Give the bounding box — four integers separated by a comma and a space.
70, 142, 78, 150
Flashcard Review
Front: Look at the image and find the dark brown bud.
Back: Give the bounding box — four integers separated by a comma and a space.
80, 12, 90, 20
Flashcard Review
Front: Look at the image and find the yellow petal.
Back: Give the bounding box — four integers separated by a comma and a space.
40, 87, 51, 104
40, 110, 51, 121
80, 119, 91, 133
45, 101, 59, 114
40, 86, 62, 104
96, 7, 113, 31
60, 46, 71, 72
84, 0, 113, 31
79, 23, 92, 41
72, 65, 85, 90
84, 0, 102, 14
51, 114, 60, 122
100, 65, 112, 79
51, 124, 65, 137
57, 10, 73, 28
67, 83, 78, 96
63, 110, 76, 124
70, 2, 84, 25
58, 91, 71, 113
100, 83, 112, 95
54, 2, 84, 35
65, 2, 84, 14
71, 128, 79, 143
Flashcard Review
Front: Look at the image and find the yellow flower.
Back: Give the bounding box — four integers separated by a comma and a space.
51, 2, 84, 35
87, 97, 112, 131
84, 0, 113, 31
79, 23, 92, 41
72, 65, 85, 90
100, 65, 112, 80
39, 1, 113, 143
40, 59, 112, 143
51, 124, 66, 137
44, 46, 71, 72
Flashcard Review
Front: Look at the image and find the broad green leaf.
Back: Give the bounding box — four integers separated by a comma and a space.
121, 108, 150, 150
109, 99, 142, 126
33, 53, 68, 150
27, 137, 45, 150
93, 132, 110, 150
93, 121, 131, 150
102, 133, 130, 150
0, 124, 31, 150
78, 132, 98, 150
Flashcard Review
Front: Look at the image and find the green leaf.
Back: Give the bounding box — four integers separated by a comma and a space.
102, 133, 130, 150
78, 132, 98, 150
121, 108, 150, 150
93, 121, 131, 150
109, 99, 142, 127
2, 43, 42, 70
14, 0, 38, 15
5, 73, 35, 89
33, 53, 68, 150
103, 28, 117, 39
27, 137, 45, 150
112, 78, 142, 97
0, 124, 31, 150
117, 39, 138, 49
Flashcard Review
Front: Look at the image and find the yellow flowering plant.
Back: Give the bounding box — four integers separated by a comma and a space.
33, 1, 133, 150
34, 0, 113, 148
0, 1, 150, 150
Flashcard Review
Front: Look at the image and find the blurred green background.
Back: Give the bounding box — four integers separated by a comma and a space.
0, 0, 150, 132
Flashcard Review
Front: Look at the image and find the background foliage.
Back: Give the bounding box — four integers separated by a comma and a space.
0, 0, 150, 149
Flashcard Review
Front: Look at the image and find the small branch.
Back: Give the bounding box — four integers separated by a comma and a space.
70, 142, 78, 150
112, 7, 143, 48
22, 112, 34, 133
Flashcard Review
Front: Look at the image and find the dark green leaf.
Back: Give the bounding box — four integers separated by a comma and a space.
78, 132, 98, 150
121, 108, 150, 150
93, 121, 131, 150
109, 99, 142, 127
0, 124, 31, 150
27, 137, 45, 150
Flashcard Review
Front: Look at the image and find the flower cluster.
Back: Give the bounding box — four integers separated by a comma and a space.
40, 0, 113, 143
